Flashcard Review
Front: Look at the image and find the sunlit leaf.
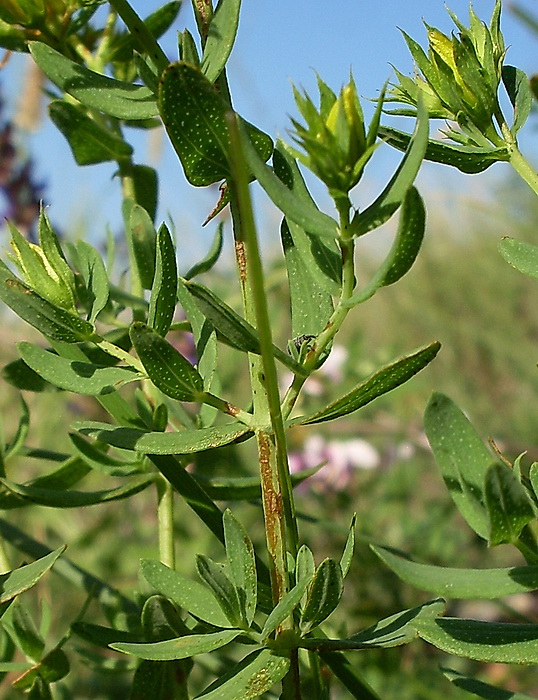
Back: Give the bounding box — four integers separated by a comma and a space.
112, 629, 242, 661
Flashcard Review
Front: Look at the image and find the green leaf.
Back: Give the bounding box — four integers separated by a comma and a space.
413, 616, 538, 664
49, 100, 133, 165
12, 648, 69, 690
142, 594, 190, 642
340, 515, 356, 579
196, 555, 242, 627
372, 545, 538, 599
346, 186, 425, 305
502, 66, 533, 136
281, 219, 333, 340
4, 396, 30, 461
240, 124, 338, 239
141, 559, 232, 628
201, 0, 241, 83
17, 342, 139, 396
223, 509, 257, 626
0, 263, 95, 342
75, 420, 250, 454
185, 280, 308, 376
148, 224, 178, 336
300, 558, 343, 634
130, 322, 205, 402
378, 126, 509, 174
0, 474, 155, 508
320, 651, 382, 700
260, 577, 311, 640
194, 648, 290, 699
2, 357, 48, 392
195, 466, 320, 501
299, 342, 440, 424
72, 240, 109, 323
351, 99, 428, 237
130, 659, 190, 700
185, 222, 224, 280
485, 463, 535, 546
424, 393, 496, 540
68, 433, 144, 478
443, 667, 537, 699
29, 42, 158, 120
132, 165, 159, 222
158, 62, 272, 186
498, 237, 538, 280
0, 548, 65, 607
127, 203, 157, 290
112, 628, 241, 661
300, 599, 446, 651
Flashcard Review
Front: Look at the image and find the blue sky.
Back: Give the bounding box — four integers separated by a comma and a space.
3, 0, 538, 264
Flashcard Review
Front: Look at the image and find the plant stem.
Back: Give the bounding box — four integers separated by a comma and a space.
509, 146, 538, 197
226, 113, 298, 609
157, 478, 175, 568
108, 0, 169, 73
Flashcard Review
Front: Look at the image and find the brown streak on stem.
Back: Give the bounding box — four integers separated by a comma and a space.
234, 239, 247, 283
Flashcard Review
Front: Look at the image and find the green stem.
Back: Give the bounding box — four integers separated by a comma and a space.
226, 113, 298, 607
94, 338, 145, 374
157, 478, 175, 568
202, 392, 254, 426
509, 146, 538, 197
108, 0, 169, 73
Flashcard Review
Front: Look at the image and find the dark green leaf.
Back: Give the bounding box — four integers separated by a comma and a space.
68, 433, 144, 478
340, 515, 356, 579
0, 548, 65, 606
196, 555, 242, 627
223, 509, 257, 626
499, 237, 538, 280
185, 222, 224, 280
112, 628, 241, 660
12, 649, 69, 690
127, 203, 157, 290
130, 322, 205, 402
130, 659, 191, 700
0, 474, 154, 508
320, 651, 382, 700
4, 396, 30, 461
141, 559, 232, 628
49, 100, 133, 165
299, 342, 440, 424
372, 545, 538, 599
378, 125, 509, 174
261, 577, 311, 640
0, 264, 95, 342
132, 165, 159, 222
17, 341, 139, 396
148, 224, 178, 336
201, 0, 241, 83
485, 463, 535, 546
424, 393, 496, 540
194, 648, 290, 699
443, 667, 537, 699
75, 420, 250, 454
2, 357, 48, 392
413, 617, 538, 663
72, 622, 140, 648
29, 42, 158, 120
351, 99, 428, 236
72, 240, 109, 323
142, 595, 190, 642
300, 558, 343, 633
502, 65, 533, 136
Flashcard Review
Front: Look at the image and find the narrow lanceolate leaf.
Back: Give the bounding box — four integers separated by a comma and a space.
0, 475, 154, 508
300, 599, 446, 651
49, 100, 134, 165
111, 629, 241, 661
195, 466, 320, 501
0, 548, 65, 605
281, 219, 333, 340
340, 515, 356, 579
378, 126, 509, 174
130, 322, 204, 402
194, 648, 290, 699
0, 263, 95, 342
159, 62, 272, 186
300, 558, 343, 634
443, 667, 537, 700
75, 421, 251, 455
499, 237, 538, 280
141, 559, 232, 628
147, 224, 178, 336
485, 463, 535, 546
413, 617, 538, 664
68, 433, 144, 478
201, 0, 241, 83
351, 99, 428, 237
223, 509, 257, 626
502, 65, 533, 136
196, 555, 242, 627
73, 240, 110, 324
185, 222, 224, 280
371, 545, 538, 599
261, 577, 311, 640
346, 186, 425, 305
424, 393, 496, 541
29, 42, 158, 120
299, 342, 440, 425
17, 342, 140, 396
185, 281, 308, 376
128, 204, 157, 290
